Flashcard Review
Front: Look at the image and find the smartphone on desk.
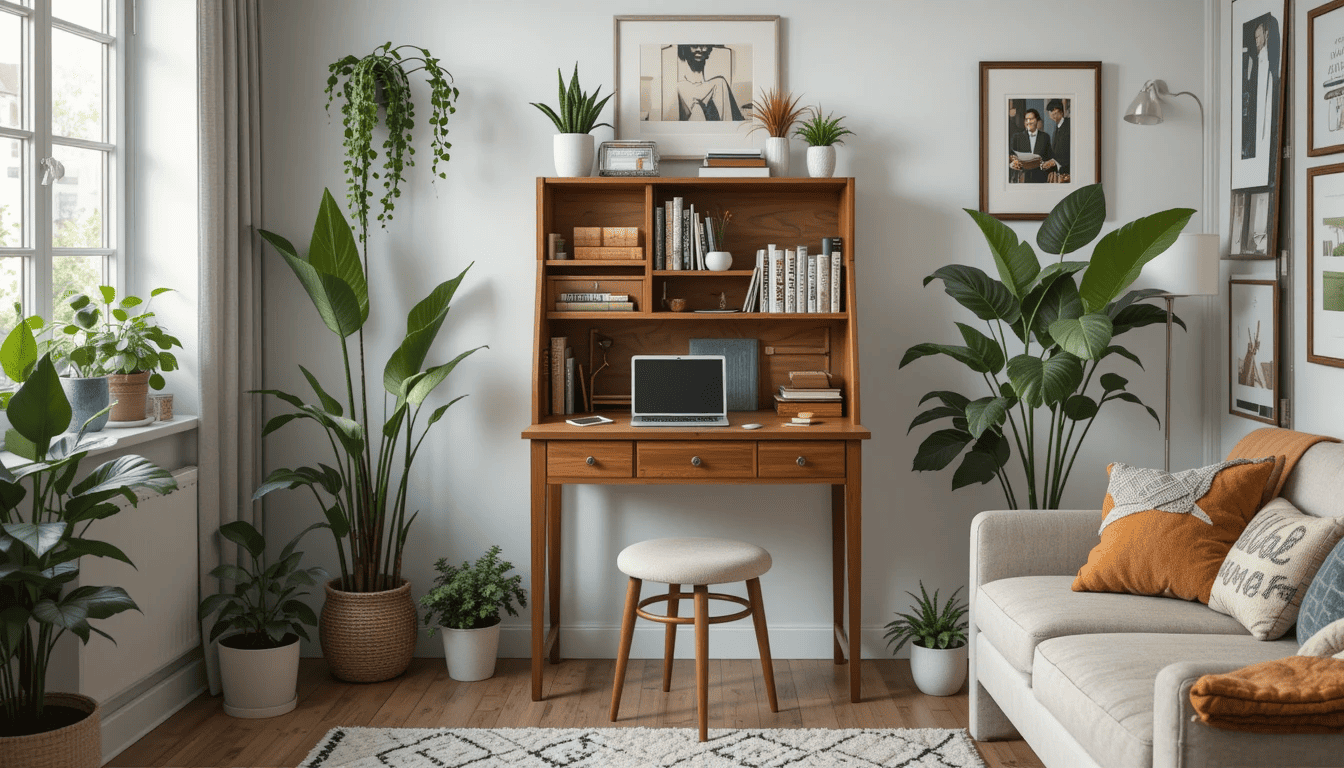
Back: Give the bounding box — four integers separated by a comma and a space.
566, 415, 614, 427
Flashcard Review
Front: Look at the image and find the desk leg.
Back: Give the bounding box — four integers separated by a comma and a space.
547, 485, 562, 664
846, 441, 863, 703
530, 441, 547, 701
830, 485, 846, 665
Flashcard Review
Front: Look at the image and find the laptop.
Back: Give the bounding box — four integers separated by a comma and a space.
630, 355, 730, 427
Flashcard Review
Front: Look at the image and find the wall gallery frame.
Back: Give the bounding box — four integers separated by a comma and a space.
1228, 278, 1280, 425
613, 15, 779, 160
1228, 0, 1288, 259
1309, 0, 1344, 157
1306, 163, 1344, 368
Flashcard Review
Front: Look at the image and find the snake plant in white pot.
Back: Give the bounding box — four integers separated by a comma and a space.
530, 64, 614, 177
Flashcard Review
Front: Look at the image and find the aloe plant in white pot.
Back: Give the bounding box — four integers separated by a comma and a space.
420, 546, 527, 682
530, 64, 614, 177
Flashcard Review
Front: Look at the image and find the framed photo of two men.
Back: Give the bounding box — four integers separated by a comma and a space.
979, 61, 1101, 221
1229, 0, 1288, 260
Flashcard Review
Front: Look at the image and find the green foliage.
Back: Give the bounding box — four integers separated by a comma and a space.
256, 190, 484, 593
419, 545, 527, 632
530, 64, 614, 134
40, 286, 182, 388
794, 105, 855, 147
884, 582, 968, 652
325, 42, 460, 240
902, 185, 1193, 509
198, 521, 328, 648
0, 353, 176, 731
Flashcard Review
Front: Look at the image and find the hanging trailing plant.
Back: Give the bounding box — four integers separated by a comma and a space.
325, 42, 460, 241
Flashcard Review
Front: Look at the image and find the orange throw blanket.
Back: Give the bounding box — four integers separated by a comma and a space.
1226, 427, 1339, 500
1190, 656, 1344, 733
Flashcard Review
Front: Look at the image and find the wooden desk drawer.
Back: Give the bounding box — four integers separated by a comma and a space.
758, 441, 846, 478
637, 441, 756, 479
548, 441, 633, 477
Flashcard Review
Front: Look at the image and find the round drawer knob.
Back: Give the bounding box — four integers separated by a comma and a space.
691, 456, 702, 467
585, 456, 596, 466
797, 456, 807, 467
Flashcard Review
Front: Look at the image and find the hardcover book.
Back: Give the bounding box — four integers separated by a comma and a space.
795, 246, 808, 314
550, 336, 568, 415
653, 207, 665, 270
672, 197, 683, 271
818, 253, 831, 313
807, 255, 818, 313
784, 249, 796, 313
770, 247, 785, 313
690, 338, 759, 411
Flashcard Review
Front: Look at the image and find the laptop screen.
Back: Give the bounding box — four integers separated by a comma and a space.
632, 356, 726, 415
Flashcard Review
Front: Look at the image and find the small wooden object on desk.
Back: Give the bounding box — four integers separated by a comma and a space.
775, 397, 842, 418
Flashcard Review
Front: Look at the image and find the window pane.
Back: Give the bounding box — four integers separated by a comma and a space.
52, 254, 103, 327
0, 11, 22, 130
52, 29, 104, 142
52, 0, 104, 34
0, 256, 20, 389
0, 138, 21, 247
51, 145, 102, 248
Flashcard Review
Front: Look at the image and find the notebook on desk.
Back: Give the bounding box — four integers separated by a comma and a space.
630, 355, 730, 427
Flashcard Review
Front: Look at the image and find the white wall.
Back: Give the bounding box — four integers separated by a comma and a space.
258, 0, 1210, 660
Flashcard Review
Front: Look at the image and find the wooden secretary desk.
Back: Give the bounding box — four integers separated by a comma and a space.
521, 177, 872, 702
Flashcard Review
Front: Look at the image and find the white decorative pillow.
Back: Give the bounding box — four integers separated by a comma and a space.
1209, 498, 1344, 640
1299, 617, 1344, 659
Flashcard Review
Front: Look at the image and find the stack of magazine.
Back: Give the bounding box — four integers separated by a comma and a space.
699, 148, 769, 178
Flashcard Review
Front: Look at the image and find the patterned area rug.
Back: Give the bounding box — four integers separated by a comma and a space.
301, 726, 986, 767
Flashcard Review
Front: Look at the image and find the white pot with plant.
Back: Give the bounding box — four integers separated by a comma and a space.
705, 210, 734, 271
531, 64, 614, 178
420, 545, 528, 682
795, 105, 855, 179
884, 582, 969, 697
749, 87, 806, 177
199, 521, 327, 718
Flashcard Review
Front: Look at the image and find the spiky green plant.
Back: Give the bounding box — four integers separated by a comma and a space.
884, 582, 968, 652
530, 64, 614, 134
795, 106, 855, 147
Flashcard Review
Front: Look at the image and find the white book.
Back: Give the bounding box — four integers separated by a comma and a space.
794, 247, 807, 313
770, 246, 786, 313
742, 266, 760, 312
697, 166, 770, 177
671, 197, 683, 271
830, 251, 842, 313
784, 249, 797, 313
695, 215, 705, 270
818, 253, 831, 314
807, 255, 818, 313
759, 248, 770, 313
688, 205, 696, 269
663, 201, 674, 270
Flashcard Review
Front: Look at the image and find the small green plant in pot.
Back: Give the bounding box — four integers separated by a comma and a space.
420, 545, 527, 681
795, 105, 854, 179
530, 64, 614, 178
885, 583, 969, 697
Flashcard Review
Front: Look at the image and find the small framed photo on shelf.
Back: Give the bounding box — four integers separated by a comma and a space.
598, 140, 660, 176
1306, 162, 1344, 367
979, 61, 1101, 220
1309, 0, 1344, 157
1228, 277, 1280, 425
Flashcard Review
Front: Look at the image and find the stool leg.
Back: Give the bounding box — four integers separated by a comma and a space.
610, 577, 642, 722
694, 584, 710, 742
662, 583, 681, 692
746, 577, 779, 713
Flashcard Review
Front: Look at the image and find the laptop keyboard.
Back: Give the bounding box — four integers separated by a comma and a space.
641, 416, 722, 423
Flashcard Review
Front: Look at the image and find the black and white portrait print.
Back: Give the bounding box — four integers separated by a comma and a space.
1240, 12, 1281, 187
641, 43, 753, 123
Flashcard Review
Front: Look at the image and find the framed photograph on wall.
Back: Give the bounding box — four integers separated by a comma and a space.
1306, 163, 1344, 367
1309, 0, 1344, 157
1228, 277, 1280, 425
613, 15, 779, 160
979, 62, 1101, 221
1229, 0, 1288, 259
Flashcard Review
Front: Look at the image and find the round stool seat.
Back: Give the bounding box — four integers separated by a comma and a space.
617, 537, 771, 585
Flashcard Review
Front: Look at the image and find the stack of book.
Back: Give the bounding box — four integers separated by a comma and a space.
699, 149, 769, 178
655, 197, 730, 271
740, 237, 844, 314
547, 336, 587, 414
554, 291, 634, 312
774, 370, 842, 418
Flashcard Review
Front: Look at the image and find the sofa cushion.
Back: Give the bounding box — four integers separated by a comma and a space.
1033, 633, 1296, 768
976, 576, 1248, 676
1298, 536, 1344, 645
1281, 440, 1344, 518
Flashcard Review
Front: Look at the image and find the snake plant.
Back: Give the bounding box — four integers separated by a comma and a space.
531, 64, 614, 134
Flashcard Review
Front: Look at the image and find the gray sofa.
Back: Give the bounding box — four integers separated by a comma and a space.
969, 441, 1344, 768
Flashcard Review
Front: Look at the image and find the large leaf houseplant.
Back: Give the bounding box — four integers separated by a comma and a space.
903, 185, 1192, 509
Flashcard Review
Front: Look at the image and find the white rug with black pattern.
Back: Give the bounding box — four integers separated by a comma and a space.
300, 726, 986, 767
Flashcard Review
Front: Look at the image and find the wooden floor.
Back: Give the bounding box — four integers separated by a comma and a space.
109, 657, 1044, 768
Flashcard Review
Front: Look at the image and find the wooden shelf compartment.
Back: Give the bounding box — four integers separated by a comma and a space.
547, 259, 648, 267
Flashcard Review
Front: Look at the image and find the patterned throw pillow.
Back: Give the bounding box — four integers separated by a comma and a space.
1072, 458, 1277, 603
1299, 537, 1344, 645
1208, 498, 1344, 640
1300, 617, 1344, 658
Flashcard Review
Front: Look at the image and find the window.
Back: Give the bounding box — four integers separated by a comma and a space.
0, 0, 124, 360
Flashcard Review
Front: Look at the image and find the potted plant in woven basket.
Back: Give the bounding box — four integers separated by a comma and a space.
884, 582, 969, 697
420, 545, 527, 681
530, 64, 614, 177
0, 341, 176, 767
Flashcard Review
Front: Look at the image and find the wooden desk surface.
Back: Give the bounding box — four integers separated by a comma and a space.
522, 410, 872, 441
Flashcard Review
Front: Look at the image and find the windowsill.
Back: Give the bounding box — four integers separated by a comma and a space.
1, 415, 199, 468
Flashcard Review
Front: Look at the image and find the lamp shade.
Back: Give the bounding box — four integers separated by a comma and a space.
1131, 233, 1220, 296
1125, 82, 1163, 125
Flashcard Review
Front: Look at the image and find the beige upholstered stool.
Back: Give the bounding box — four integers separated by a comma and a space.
609, 537, 778, 741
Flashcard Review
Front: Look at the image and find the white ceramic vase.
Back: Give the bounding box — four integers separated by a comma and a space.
218, 634, 300, 718
807, 145, 837, 178
553, 133, 594, 178
764, 136, 790, 177
441, 622, 502, 682
705, 251, 733, 271
909, 642, 968, 697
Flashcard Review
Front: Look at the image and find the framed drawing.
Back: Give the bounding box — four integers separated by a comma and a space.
1228, 277, 1280, 425
1309, 0, 1344, 157
1307, 163, 1344, 367
979, 61, 1101, 220
613, 15, 779, 160
1229, 0, 1288, 259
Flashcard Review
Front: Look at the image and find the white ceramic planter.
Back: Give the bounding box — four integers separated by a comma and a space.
218, 634, 300, 718
764, 136, 790, 177
440, 622, 501, 682
705, 251, 733, 271
910, 642, 968, 697
553, 133, 595, 178
807, 145, 837, 178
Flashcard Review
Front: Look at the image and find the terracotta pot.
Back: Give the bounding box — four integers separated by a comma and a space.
107, 372, 152, 422
319, 578, 417, 683
0, 693, 101, 768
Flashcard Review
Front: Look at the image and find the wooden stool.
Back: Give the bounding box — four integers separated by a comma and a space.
609, 537, 778, 741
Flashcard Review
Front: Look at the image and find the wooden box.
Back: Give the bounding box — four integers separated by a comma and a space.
774, 397, 843, 418
574, 246, 644, 260
572, 227, 603, 246
602, 227, 640, 246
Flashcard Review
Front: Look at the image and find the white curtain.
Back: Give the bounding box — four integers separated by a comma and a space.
197, 0, 264, 696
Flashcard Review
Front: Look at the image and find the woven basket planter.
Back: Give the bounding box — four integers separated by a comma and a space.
0, 693, 101, 768
107, 372, 151, 422
319, 578, 417, 683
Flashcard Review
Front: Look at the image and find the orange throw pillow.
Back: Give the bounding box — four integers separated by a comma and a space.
1072, 459, 1276, 603
1190, 656, 1344, 733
